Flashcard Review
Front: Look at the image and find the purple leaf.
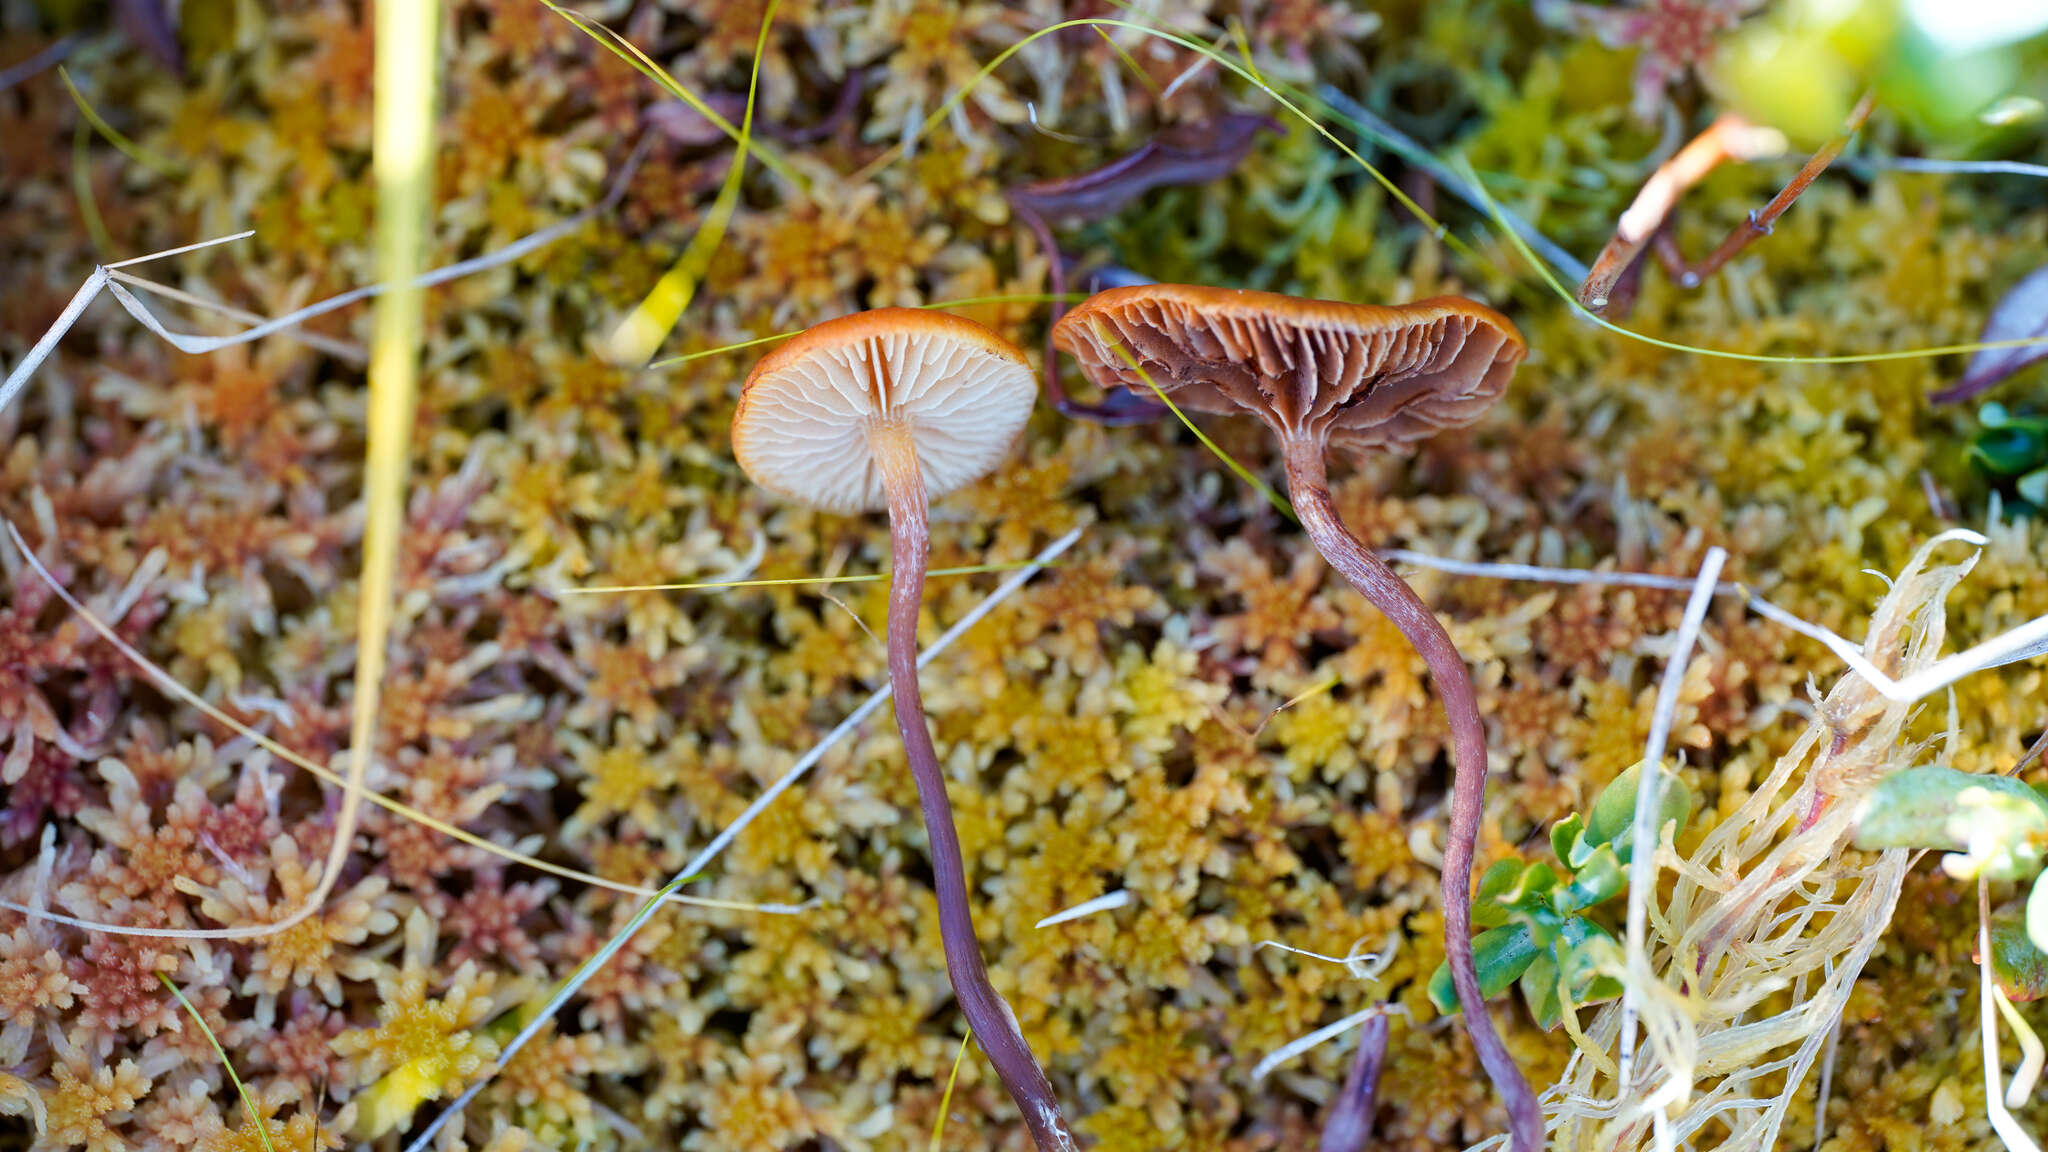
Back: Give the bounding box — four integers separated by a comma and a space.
115, 0, 184, 76
1933, 264, 2048, 404
1006, 113, 1280, 226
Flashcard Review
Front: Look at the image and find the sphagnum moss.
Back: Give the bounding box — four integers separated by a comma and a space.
4, 1, 2048, 1150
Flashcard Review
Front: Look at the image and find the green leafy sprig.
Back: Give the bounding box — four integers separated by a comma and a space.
1430, 763, 1692, 1030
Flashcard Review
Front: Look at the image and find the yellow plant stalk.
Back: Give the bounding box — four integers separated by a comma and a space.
161, 975, 277, 1152
576, 0, 780, 367
325, 0, 440, 958
335, 13, 446, 1135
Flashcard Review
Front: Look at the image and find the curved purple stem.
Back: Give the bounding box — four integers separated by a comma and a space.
1282, 435, 1542, 1152
883, 470, 1076, 1150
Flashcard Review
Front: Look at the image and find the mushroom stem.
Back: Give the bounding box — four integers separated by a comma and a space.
872, 426, 1076, 1151
1279, 433, 1542, 1152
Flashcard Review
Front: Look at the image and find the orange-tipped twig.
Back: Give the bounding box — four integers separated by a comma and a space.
1580, 93, 1875, 315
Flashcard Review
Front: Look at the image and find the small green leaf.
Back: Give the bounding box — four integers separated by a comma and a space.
1473, 858, 1527, 928
1565, 844, 1626, 910
1528, 919, 1625, 1031
2018, 466, 2048, 508
1855, 765, 1976, 851
1428, 921, 1540, 1016
1499, 861, 1560, 910
1993, 901, 2048, 1002
2028, 872, 2048, 960
1585, 762, 1693, 856
1520, 948, 1563, 1031
1554, 919, 1626, 1009
1854, 766, 2048, 881
1587, 763, 1647, 845
1972, 425, 2048, 477
1550, 813, 1586, 865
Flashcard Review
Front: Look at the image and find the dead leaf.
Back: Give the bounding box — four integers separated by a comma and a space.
1933, 264, 2048, 404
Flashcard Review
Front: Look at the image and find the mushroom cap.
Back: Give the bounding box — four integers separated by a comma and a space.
732, 308, 1037, 515
1050, 283, 1525, 454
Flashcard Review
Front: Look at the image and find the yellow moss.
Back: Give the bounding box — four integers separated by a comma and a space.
44, 1061, 148, 1152
334, 961, 500, 1139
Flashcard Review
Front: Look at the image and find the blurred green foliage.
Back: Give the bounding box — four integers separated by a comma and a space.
1717, 0, 2048, 146
1969, 403, 2048, 513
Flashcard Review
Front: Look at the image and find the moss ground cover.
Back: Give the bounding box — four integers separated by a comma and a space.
1, 1, 2046, 1148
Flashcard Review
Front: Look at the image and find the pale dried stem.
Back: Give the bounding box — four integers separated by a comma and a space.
1551, 539, 1972, 1152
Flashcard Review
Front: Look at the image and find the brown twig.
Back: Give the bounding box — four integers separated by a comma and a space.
2005, 725, 2048, 779
643, 71, 863, 148
1579, 93, 1876, 315
115, 0, 183, 75
1013, 202, 1164, 426
772, 69, 864, 144
0, 36, 78, 93
1684, 93, 1877, 285
1579, 115, 1788, 311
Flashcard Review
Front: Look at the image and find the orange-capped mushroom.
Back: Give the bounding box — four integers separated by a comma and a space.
732, 309, 1074, 1150
1056, 284, 1539, 1152
1051, 282, 1523, 455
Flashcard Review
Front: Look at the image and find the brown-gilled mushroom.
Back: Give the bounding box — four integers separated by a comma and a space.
732, 308, 1074, 1150
1052, 283, 1540, 1151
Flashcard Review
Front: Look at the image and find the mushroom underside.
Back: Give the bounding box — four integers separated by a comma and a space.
734, 310, 1037, 514
1062, 301, 1519, 452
